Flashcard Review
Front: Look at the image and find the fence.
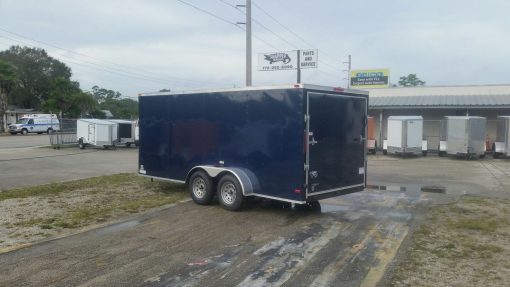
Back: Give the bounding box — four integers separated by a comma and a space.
48, 118, 78, 149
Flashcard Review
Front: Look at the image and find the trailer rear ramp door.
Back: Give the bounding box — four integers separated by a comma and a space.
306, 92, 367, 197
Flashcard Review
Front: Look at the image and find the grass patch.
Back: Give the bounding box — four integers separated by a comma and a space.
390, 195, 510, 286
1, 173, 188, 232
449, 218, 499, 232
0, 173, 186, 201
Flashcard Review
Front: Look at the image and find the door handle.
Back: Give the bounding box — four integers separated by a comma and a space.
360, 135, 366, 142
309, 132, 318, 146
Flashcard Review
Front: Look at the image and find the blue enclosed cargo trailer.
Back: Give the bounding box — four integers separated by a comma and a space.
138, 84, 368, 210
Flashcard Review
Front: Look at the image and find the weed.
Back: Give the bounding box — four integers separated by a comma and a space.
449, 218, 499, 232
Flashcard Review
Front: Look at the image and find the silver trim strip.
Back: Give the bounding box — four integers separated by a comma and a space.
140, 84, 368, 97
249, 193, 306, 204
307, 184, 365, 196
138, 173, 185, 184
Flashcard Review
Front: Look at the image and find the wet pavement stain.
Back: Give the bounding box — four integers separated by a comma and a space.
366, 184, 447, 194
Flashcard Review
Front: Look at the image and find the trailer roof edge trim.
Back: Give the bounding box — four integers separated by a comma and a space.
139, 84, 369, 97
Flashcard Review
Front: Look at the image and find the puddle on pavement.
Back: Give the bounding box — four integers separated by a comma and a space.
366, 184, 446, 194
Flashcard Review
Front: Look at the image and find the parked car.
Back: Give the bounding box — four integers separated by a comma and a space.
9, 114, 60, 135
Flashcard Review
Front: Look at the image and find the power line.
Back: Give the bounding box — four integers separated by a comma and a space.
0, 27, 223, 86
0, 34, 178, 87
251, 1, 344, 64
220, 1, 341, 73
218, 0, 298, 50
177, 0, 239, 26
179, 0, 282, 52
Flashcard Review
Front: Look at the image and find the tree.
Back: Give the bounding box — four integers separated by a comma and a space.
398, 74, 426, 87
91, 86, 138, 119
0, 45, 72, 109
0, 60, 17, 132
91, 85, 121, 103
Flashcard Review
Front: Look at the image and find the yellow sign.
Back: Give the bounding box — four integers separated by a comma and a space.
350, 69, 390, 88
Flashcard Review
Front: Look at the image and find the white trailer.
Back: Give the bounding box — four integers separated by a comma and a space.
77, 119, 118, 149
438, 116, 486, 159
493, 116, 510, 158
107, 119, 136, 147
383, 116, 425, 156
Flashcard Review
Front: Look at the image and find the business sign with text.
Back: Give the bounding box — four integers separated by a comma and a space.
350, 69, 390, 88
258, 50, 318, 71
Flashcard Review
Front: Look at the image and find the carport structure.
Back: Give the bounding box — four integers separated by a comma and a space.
366, 84, 510, 151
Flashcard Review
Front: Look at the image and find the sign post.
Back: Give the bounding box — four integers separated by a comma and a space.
297, 50, 301, 83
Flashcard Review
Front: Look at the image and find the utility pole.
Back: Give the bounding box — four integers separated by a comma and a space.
343, 54, 352, 88
245, 0, 252, 87
236, 0, 252, 87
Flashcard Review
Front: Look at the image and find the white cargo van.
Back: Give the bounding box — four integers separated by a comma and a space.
8, 114, 60, 135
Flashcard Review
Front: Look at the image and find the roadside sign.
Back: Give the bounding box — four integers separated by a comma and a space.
258, 50, 318, 71
350, 69, 390, 88
299, 49, 318, 69
258, 51, 297, 71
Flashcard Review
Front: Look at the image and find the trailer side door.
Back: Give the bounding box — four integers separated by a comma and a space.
306, 92, 367, 196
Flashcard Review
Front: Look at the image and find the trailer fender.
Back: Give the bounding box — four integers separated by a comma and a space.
185, 166, 259, 196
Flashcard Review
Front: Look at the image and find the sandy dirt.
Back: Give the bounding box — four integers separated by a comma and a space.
389, 196, 510, 287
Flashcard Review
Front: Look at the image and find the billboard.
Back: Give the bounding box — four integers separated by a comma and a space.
258, 50, 318, 71
350, 69, 390, 88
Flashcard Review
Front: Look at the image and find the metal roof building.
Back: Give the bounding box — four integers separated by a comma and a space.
364, 84, 510, 151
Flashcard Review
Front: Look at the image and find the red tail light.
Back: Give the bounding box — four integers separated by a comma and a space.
294, 188, 302, 194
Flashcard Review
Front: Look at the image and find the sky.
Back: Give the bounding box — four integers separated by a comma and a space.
0, 0, 509, 98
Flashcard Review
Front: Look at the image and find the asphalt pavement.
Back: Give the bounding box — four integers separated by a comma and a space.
1, 151, 509, 286
0, 142, 137, 190
0, 133, 51, 149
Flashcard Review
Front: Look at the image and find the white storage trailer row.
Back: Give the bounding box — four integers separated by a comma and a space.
77, 119, 137, 149
373, 115, 510, 159
493, 116, 510, 158
382, 116, 426, 156
438, 116, 486, 159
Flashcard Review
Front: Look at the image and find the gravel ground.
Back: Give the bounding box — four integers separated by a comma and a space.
0, 174, 187, 252
389, 196, 510, 287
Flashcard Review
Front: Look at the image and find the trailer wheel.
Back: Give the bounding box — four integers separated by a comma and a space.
189, 171, 214, 205
217, 174, 244, 211
79, 138, 86, 149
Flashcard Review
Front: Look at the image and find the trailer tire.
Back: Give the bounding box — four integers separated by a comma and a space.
79, 138, 86, 149
21, 129, 28, 135
189, 171, 214, 205
217, 174, 244, 211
